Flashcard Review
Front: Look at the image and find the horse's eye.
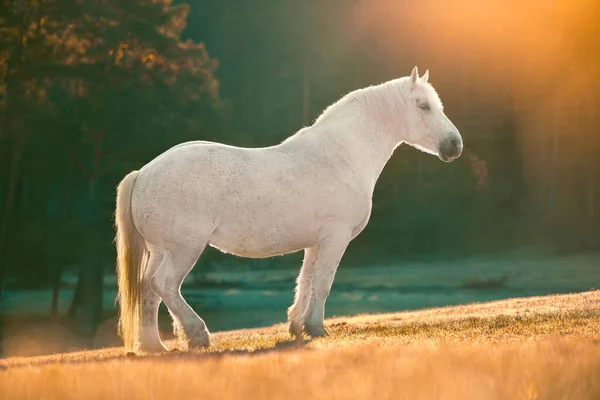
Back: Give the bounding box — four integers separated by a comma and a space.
419, 103, 430, 111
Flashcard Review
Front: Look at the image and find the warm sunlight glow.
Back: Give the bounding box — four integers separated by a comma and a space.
353, 0, 598, 88
354, 0, 600, 197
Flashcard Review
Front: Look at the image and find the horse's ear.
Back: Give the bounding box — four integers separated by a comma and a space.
409, 66, 419, 86
421, 69, 429, 84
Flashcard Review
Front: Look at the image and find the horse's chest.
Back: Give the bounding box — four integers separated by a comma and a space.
312, 187, 372, 238
351, 206, 372, 237
348, 199, 372, 238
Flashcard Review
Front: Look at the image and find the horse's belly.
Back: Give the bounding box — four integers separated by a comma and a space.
208, 239, 308, 258
208, 218, 317, 258
209, 223, 316, 258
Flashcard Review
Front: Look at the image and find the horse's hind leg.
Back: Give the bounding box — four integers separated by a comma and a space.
151, 245, 210, 350
138, 249, 166, 353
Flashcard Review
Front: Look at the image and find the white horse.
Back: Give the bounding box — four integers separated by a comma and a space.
114, 66, 463, 353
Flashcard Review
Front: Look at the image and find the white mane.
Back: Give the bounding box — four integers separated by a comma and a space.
284, 76, 444, 145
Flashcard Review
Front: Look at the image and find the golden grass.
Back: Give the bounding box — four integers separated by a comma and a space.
1, 291, 599, 400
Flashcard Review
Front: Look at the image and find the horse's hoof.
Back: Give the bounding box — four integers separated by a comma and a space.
188, 333, 211, 349
288, 321, 303, 338
304, 323, 328, 338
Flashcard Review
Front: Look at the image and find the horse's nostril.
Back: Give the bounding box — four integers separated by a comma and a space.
450, 138, 460, 148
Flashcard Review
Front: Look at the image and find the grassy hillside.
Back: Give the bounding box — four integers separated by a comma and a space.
1, 291, 599, 399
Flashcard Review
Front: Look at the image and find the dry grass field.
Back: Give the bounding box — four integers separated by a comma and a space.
1, 290, 599, 400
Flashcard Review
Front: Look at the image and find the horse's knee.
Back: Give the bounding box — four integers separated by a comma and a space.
150, 274, 176, 300
141, 283, 160, 306
149, 273, 162, 294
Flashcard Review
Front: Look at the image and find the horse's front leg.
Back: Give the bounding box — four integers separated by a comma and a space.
287, 246, 318, 338
301, 230, 351, 338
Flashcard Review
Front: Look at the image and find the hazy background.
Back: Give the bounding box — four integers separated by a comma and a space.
0, 0, 599, 356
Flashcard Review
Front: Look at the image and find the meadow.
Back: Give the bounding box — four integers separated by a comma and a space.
1, 290, 599, 400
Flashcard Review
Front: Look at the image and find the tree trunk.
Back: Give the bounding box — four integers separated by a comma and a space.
0, 135, 24, 267
0, 16, 27, 279
74, 178, 105, 338
68, 271, 82, 318
0, 127, 23, 358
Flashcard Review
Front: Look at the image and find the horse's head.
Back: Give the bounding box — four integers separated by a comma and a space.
402, 67, 463, 163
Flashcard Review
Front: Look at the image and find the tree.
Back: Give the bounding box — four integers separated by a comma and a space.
0, 0, 223, 337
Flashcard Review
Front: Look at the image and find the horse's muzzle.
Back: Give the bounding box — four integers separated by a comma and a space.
438, 136, 463, 162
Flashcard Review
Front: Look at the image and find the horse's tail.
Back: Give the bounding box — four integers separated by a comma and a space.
115, 170, 146, 352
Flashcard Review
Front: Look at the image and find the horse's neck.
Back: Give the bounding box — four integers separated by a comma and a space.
313, 96, 405, 189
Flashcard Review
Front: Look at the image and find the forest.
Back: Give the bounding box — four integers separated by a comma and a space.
0, 0, 599, 342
